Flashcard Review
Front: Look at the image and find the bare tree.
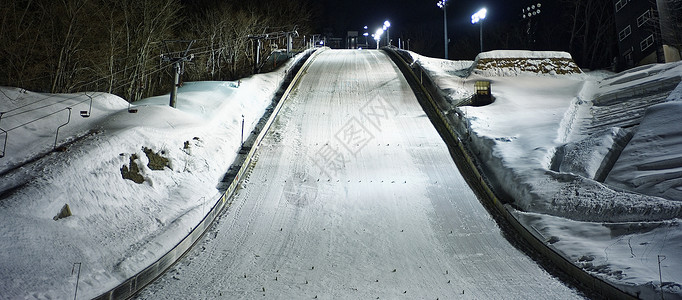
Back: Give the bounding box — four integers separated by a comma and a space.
560, 0, 616, 69
0, 0, 315, 99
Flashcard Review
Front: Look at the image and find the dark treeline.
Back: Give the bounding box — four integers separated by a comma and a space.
0, 0, 315, 102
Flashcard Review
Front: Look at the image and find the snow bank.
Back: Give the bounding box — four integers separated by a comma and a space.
515, 211, 682, 299
0, 89, 128, 172
554, 127, 632, 180
668, 81, 682, 102
416, 52, 682, 297
0, 50, 310, 299
476, 50, 573, 60
406, 51, 473, 103
606, 101, 682, 201
472, 50, 582, 77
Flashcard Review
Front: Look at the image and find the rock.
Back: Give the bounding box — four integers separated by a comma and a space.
53, 204, 72, 220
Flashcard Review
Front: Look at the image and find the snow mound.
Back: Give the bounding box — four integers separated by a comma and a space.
601, 61, 682, 87
606, 101, 682, 201
536, 172, 682, 222
417, 52, 682, 298
405, 51, 473, 101
0, 89, 129, 172
0, 49, 300, 298
472, 50, 582, 77
668, 81, 682, 102
476, 50, 573, 60
553, 127, 632, 181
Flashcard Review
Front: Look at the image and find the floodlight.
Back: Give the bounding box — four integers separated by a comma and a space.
471, 8, 487, 24
374, 28, 383, 40
471, 8, 487, 53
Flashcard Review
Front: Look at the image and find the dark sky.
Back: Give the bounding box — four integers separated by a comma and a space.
314, 0, 559, 59
317, 0, 523, 36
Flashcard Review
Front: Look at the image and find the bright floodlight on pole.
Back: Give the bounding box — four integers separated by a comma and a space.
437, 0, 449, 59
471, 8, 487, 53
383, 20, 391, 46
522, 3, 541, 49
374, 28, 384, 49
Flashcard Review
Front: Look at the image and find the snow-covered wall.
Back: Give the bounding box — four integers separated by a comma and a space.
472, 50, 582, 77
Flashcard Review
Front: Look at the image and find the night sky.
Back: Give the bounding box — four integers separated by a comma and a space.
315, 0, 558, 59
317, 0, 525, 36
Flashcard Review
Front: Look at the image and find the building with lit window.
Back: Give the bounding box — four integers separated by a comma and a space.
614, 0, 681, 70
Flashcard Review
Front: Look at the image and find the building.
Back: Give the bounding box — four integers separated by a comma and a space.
614, 0, 682, 70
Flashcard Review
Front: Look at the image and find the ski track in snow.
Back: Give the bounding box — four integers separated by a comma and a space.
137, 50, 581, 299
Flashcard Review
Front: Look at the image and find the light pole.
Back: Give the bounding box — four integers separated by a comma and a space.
383, 20, 391, 46
374, 28, 384, 49
363, 26, 369, 48
522, 3, 541, 49
471, 8, 487, 53
437, 0, 449, 59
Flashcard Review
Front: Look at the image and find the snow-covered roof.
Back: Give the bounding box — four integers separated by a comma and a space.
475, 50, 574, 60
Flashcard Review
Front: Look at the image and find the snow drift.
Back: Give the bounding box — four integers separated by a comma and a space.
413, 50, 682, 298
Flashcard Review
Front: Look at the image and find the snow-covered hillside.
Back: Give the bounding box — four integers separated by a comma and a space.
1, 47, 681, 299
0, 52, 307, 299
413, 50, 682, 298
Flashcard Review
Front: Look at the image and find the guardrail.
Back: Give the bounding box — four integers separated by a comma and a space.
382, 47, 637, 300
94, 48, 324, 300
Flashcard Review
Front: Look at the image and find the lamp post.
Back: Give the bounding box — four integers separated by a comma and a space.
374, 28, 384, 49
383, 20, 391, 46
471, 8, 487, 53
437, 0, 449, 59
522, 3, 541, 49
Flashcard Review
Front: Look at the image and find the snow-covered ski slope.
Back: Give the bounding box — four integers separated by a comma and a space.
137, 50, 582, 299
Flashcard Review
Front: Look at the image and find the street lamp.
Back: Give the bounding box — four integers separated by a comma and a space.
437, 0, 449, 59
383, 20, 391, 46
374, 28, 384, 49
471, 8, 487, 53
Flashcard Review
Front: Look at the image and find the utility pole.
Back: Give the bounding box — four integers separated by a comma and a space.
437, 0, 449, 59
659, 255, 666, 300
161, 40, 195, 108
248, 27, 299, 73
286, 26, 298, 57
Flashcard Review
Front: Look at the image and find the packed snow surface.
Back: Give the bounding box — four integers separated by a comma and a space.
413, 50, 682, 298
137, 50, 581, 299
0, 52, 307, 299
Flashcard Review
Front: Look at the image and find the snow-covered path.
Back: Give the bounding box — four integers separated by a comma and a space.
137, 50, 582, 299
